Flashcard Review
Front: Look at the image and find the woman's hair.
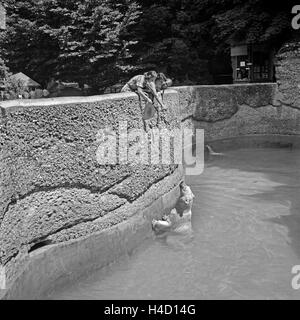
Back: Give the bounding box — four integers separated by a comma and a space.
144, 70, 158, 80
157, 73, 168, 82
157, 72, 172, 89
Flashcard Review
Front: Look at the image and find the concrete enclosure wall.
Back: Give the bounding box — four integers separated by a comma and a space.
176, 83, 300, 141
0, 92, 184, 294
0, 50, 300, 298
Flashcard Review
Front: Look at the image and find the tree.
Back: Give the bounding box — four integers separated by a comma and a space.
0, 0, 296, 87
0, 58, 26, 99
211, 0, 295, 52
130, 1, 214, 84
131, 0, 296, 83
0, 58, 9, 84
0, 0, 141, 91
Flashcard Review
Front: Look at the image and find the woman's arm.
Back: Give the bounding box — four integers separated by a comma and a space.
146, 82, 167, 110
137, 87, 152, 103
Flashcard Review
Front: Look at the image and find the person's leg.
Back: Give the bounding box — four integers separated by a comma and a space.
136, 94, 150, 132
155, 91, 169, 126
154, 105, 161, 127
144, 119, 150, 133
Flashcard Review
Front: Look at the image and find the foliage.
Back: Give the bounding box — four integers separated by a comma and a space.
1, 0, 141, 91
132, 0, 295, 83
0, 58, 9, 83
0, 58, 26, 99
211, 0, 295, 51
0, 0, 296, 89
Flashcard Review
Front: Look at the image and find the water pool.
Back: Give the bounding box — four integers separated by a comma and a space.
48, 148, 300, 300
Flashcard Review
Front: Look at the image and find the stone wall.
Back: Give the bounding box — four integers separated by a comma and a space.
175, 83, 300, 142
0, 92, 183, 292
1, 68, 300, 298
275, 41, 300, 110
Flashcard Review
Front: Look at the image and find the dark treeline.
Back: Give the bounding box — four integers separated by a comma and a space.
0, 0, 297, 92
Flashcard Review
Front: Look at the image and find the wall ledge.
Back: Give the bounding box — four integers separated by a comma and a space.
0, 89, 179, 114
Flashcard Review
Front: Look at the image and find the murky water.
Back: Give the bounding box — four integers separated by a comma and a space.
49, 148, 300, 300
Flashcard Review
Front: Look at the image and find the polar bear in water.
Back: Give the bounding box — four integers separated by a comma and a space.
152, 181, 195, 239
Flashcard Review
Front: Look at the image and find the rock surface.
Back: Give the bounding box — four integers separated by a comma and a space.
275, 41, 300, 109
1, 67, 300, 291
0, 92, 182, 279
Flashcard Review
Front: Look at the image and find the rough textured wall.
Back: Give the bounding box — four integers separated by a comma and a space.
0, 92, 183, 285
174, 82, 300, 141
1, 77, 300, 293
275, 41, 300, 110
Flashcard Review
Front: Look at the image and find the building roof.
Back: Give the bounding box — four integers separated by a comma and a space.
10, 72, 41, 88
